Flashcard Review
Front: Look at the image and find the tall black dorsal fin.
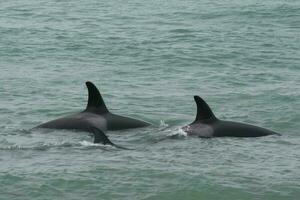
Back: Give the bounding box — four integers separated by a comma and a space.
194, 96, 217, 122
85, 81, 109, 113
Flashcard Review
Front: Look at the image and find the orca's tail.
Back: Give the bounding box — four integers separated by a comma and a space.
89, 127, 132, 150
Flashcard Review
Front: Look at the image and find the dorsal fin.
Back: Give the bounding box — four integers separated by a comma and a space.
89, 127, 132, 150
85, 81, 109, 114
89, 127, 114, 145
193, 96, 217, 122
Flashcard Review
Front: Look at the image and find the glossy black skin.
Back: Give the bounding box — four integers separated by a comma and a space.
104, 112, 150, 131
183, 119, 279, 138
182, 96, 281, 138
37, 112, 149, 132
36, 81, 149, 146
36, 81, 150, 133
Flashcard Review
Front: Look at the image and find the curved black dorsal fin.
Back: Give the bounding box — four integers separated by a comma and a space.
194, 96, 217, 122
85, 81, 109, 114
89, 127, 114, 145
90, 127, 131, 150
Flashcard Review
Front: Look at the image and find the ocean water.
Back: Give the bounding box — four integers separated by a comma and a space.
0, 0, 299, 199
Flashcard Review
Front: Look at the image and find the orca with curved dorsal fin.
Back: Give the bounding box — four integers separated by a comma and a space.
182, 96, 281, 138
36, 81, 150, 133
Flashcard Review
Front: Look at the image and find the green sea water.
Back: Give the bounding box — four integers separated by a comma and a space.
0, 0, 300, 199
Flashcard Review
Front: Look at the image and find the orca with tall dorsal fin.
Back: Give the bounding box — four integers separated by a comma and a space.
182, 96, 281, 137
36, 81, 150, 133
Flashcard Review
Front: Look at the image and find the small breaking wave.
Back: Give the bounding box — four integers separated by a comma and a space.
158, 120, 169, 131
79, 140, 103, 147
78, 140, 116, 150
166, 128, 188, 138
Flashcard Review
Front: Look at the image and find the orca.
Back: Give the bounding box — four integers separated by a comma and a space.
36, 81, 150, 133
182, 96, 281, 137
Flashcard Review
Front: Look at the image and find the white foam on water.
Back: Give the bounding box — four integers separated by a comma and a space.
79, 140, 103, 147
159, 120, 168, 128
167, 128, 188, 137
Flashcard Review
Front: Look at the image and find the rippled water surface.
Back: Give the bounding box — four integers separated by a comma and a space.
0, 0, 300, 199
